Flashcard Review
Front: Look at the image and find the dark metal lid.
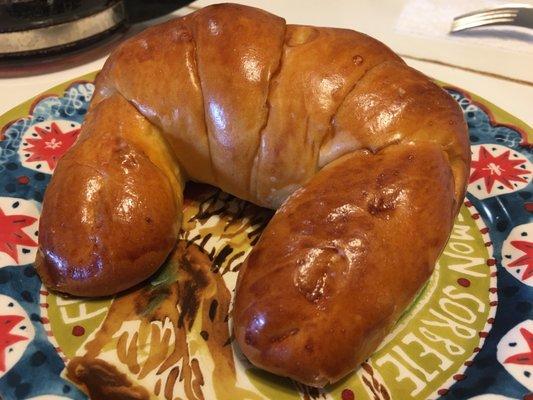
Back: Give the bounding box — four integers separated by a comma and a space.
0, 0, 126, 56
0, 0, 124, 33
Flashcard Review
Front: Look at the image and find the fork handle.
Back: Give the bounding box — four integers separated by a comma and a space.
516, 7, 533, 29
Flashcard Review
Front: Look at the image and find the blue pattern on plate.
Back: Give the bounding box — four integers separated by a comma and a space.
0, 83, 91, 400
442, 89, 532, 400
0, 266, 85, 400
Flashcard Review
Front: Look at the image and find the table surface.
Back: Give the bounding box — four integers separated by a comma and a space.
0, 0, 531, 127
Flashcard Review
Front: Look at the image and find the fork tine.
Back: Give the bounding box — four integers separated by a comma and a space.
451, 17, 516, 32
453, 19, 514, 29
453, 17, 516, 28
453, 12, 518, 22
451, 5, 533, 32
453, 7, 520, 19
453, 11, 518, 24
451, 8, 518, 31
453, 14, 517, 28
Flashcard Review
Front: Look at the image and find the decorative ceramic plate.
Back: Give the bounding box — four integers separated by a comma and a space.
0, 72, 531, 400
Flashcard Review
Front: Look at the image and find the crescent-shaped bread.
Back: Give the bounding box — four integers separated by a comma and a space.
36, 3, 470, 386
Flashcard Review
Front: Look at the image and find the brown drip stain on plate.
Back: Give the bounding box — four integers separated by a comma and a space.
67, 357, 150, 400
66, 239, 261, 399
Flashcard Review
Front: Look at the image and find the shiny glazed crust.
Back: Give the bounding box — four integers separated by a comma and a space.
35, 3, 470, 387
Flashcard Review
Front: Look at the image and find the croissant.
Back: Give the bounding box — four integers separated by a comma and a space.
35, 3, 470, 387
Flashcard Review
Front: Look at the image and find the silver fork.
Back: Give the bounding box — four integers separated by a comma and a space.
450, 4, 533, 33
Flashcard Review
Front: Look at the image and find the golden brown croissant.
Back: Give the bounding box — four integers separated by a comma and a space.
35, 3, 470, 387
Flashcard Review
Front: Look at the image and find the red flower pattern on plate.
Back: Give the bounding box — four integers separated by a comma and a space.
469, 145, 531, 194
0, 315, 27, 372
504, 327, 533, 366
25, 121, 80, 171
508, 240, 533, 281
0, 207, 37, 264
